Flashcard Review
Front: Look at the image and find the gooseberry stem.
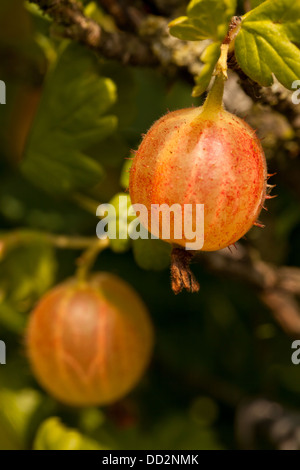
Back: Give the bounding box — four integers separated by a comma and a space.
76, 238, 109, 281
201, 43, 229, 116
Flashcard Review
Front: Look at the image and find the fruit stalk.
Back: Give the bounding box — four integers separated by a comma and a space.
201, 43, 229, 117
76, 238, 109, 281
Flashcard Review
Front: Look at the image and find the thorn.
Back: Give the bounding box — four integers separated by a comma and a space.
124, 187, 129, 193
265, 194, 277, 200
141, 133, 146, 138
262, 204, 268, 211
227, 243, 238, 252
125, 157, 134, 160
254, 221, 265, 228
266, 183, 276, 189
267, 172, 277, 179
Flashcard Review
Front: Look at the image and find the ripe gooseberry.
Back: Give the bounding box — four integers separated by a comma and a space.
129, 75, 269, 251
27, 273, 154, 407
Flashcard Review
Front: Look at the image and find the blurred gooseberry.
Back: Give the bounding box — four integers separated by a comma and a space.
27, 273, 154, 406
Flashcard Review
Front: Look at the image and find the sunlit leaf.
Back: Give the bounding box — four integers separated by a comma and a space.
34, 417, 103, 450
235, 0, 300, 89
169, 0, 237, 42
192, 41, 221, 97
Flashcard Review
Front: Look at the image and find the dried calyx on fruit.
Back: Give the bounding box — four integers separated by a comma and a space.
129, 44, 275, 254
27, 273, 154, 407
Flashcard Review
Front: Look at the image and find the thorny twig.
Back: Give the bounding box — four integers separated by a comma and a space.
29, 0, 206, 74
29, 0, 158, 65
96, 0, 143, 30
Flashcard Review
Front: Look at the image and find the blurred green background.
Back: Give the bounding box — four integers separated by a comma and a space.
0, 0, 300, 450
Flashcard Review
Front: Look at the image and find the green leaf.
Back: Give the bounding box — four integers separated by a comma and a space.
169, 0, 234, 96
132, 238, 171, 271
250, 0, 267, 7
0, 238, 56, 313
0, 301, 27, 334
34, 418, 103, 450
235, 0, 300, 89
22, 42, 117, 193
192, 41, 221, 97
0, 389, 43, 450
169, 16, 209, 41
23, 149, 105, 194
169, 0, 237, 42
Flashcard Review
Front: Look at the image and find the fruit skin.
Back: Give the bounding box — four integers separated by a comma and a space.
129, 107, 267, 251
26, 273, 154, 407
